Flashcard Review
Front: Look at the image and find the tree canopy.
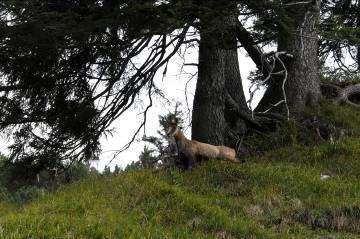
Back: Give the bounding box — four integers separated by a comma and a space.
0, 0, 359, 173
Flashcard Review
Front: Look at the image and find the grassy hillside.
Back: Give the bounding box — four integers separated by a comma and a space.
1, 139, 360, 238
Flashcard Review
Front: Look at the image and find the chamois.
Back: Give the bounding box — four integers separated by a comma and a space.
166, 120, 239, 168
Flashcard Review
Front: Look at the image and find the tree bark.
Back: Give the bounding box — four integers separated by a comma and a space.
357, 9, 360, 71
357, 45, 360, 71
257, 0, 322, 111
192, 18, 227, 145
192, 14, 248, 146
223, 16, 248, 147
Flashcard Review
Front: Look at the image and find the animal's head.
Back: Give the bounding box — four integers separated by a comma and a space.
165, 118, 179, 138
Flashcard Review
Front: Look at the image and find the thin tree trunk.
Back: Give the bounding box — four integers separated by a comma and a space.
357, 46, 360, 71
224, 16, 248, 147
255, 74, 285, 112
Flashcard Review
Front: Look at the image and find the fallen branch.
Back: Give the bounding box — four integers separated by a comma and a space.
335, 83, 360, 108
321, 82, 360, 107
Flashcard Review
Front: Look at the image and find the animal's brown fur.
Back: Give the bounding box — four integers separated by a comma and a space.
166, 123, 238, 163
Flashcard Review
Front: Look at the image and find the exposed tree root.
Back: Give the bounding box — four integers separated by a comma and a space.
321, 83, 360, 107
227, 83, 360, 154
225, 92, 285, 133
335, 84, 360, 107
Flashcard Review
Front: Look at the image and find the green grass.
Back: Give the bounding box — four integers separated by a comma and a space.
307, 102, 360, 132
1, 139, 360, 238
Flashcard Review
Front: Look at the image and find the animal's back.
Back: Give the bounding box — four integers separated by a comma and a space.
218, 146, 237, 162
191, 140, 220, 158
175, 131, 237, 162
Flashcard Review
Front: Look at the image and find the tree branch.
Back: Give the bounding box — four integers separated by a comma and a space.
234, 20, 272, 75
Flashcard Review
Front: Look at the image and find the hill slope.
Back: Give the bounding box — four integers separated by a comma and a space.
1, 139, 360, 239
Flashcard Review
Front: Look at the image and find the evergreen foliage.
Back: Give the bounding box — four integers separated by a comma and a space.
0, 0, 358, 171
130, 106, 185, 170
320, 0, 360, 71
0, 0, 195, 170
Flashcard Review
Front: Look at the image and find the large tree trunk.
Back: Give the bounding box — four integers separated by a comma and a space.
192, 14, 248, 146
257, 0, 321, 111
282, 0, 321, 108
192, 19, 227, 145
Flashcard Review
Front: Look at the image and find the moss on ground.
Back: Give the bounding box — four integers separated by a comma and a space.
0, 138, 359, 238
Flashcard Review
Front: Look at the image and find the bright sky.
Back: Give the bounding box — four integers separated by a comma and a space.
92, 47, 264, 171
0, 11, 267, 172
0, 32, 265, 172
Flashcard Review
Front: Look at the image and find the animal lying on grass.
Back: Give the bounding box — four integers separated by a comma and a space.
165, 119, 239, 169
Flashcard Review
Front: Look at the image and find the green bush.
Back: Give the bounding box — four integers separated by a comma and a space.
0, 153, 99, 205
0, 184, 10, 201
9, 186, 46, 205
